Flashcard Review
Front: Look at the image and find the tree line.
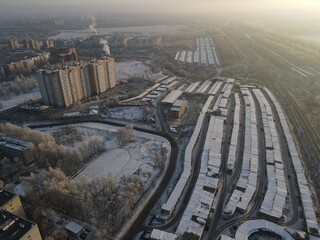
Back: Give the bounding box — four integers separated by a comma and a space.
22, 167, 144, 237
0, 75, 38, 101
0, 123, 105, 175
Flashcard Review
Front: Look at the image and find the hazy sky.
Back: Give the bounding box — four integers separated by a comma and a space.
1, 0, 320, 17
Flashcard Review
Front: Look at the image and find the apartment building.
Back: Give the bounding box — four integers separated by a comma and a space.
37, 58, 117, 107
0, 189, 25, 217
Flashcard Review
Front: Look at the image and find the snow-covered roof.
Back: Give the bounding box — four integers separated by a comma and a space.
65, 221, 83, 234
151, 229, 177, 240
161, 90, 183, 104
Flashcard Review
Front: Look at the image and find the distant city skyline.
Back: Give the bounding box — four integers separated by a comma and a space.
1, 0, 320, 18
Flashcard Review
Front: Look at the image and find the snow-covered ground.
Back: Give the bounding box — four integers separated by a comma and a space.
40, 122, 171, 184
103, 106, 144, 121
0, 88, 40, 111
116, 61, 152, 81
75, 149, 130, 181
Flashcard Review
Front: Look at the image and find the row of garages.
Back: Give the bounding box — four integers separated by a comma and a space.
161, 111, 206, 215
158, 82, 233, 238
141, 76, 179, 103
174, 85, 234, 238
252, 88, 287, 220
121, 75, 179, 104
227, 93, 241, 171
221, 87, 319, 239
223, 88, 258, 218
182, 80, 226, 95
161, 95, 217, 216
175, 115, 225, 238
264, 88, 319, 235
174, 38, 220, 66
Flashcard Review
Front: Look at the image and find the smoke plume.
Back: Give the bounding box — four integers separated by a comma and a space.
100, 39, 110, 56
89, 16, 97, 35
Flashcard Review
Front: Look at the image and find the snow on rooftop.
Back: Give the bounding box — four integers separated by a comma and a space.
65, 221, 83, 234
161, 90, 183, 104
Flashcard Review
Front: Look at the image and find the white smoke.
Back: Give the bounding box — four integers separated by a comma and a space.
89, 16, 97, 35
100, 39, 110, 56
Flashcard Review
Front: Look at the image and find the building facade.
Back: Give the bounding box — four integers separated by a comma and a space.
169, 100, 188, 119
0, 189, 26, 217
9, 40, 19, 50
1, 52, 50, 80
30, 40, 40, 50
37, 58, 117, 107
44, 39, 54, 49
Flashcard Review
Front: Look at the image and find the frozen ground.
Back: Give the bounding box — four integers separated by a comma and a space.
40, 122, 171, 184
103, 106, 144, 121
49, 25, 188, 40
75, 149, 130, 181
116, 61, 152, 81
0, 88, 40, 111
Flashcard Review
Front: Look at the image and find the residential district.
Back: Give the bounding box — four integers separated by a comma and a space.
0, 15, 319, 240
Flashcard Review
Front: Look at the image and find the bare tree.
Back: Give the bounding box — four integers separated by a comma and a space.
154, 153, 164, 168
118, 125, 135, 146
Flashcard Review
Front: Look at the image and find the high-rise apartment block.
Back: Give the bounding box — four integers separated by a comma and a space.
0, 189, 26, 217
59, 48, 78, 66
30, 40, 40, 50
9, 40, 19, 50
37, 58, 117, 107
44, 39, 54, 49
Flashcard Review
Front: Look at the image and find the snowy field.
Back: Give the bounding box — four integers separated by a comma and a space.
103, 106, 144, 121
0, 88, 40, 111
75, 149, 130, 180
40, 122, 171, 184
49, 25, 188, 40
116, 61, 152, 81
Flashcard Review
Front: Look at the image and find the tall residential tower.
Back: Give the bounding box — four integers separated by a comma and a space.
37, 58, 117, 107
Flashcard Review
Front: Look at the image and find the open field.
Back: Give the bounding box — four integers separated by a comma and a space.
116, 61, 153, 81
41, 122, 170, 185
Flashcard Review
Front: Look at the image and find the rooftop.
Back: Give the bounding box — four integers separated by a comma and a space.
0, 210, 35, 240
161, 90, 183, 105
172, 99, 187, 108
65, 221, 83, 234
0, 189, 15, 207
0, 134, 31, 149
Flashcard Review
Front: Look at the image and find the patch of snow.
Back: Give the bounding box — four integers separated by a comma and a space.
40, 123, 171, 187
74, 149, 131, 182
104, 106, 143, 121
116, 61, 152, 81
0, 89, 40, 111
